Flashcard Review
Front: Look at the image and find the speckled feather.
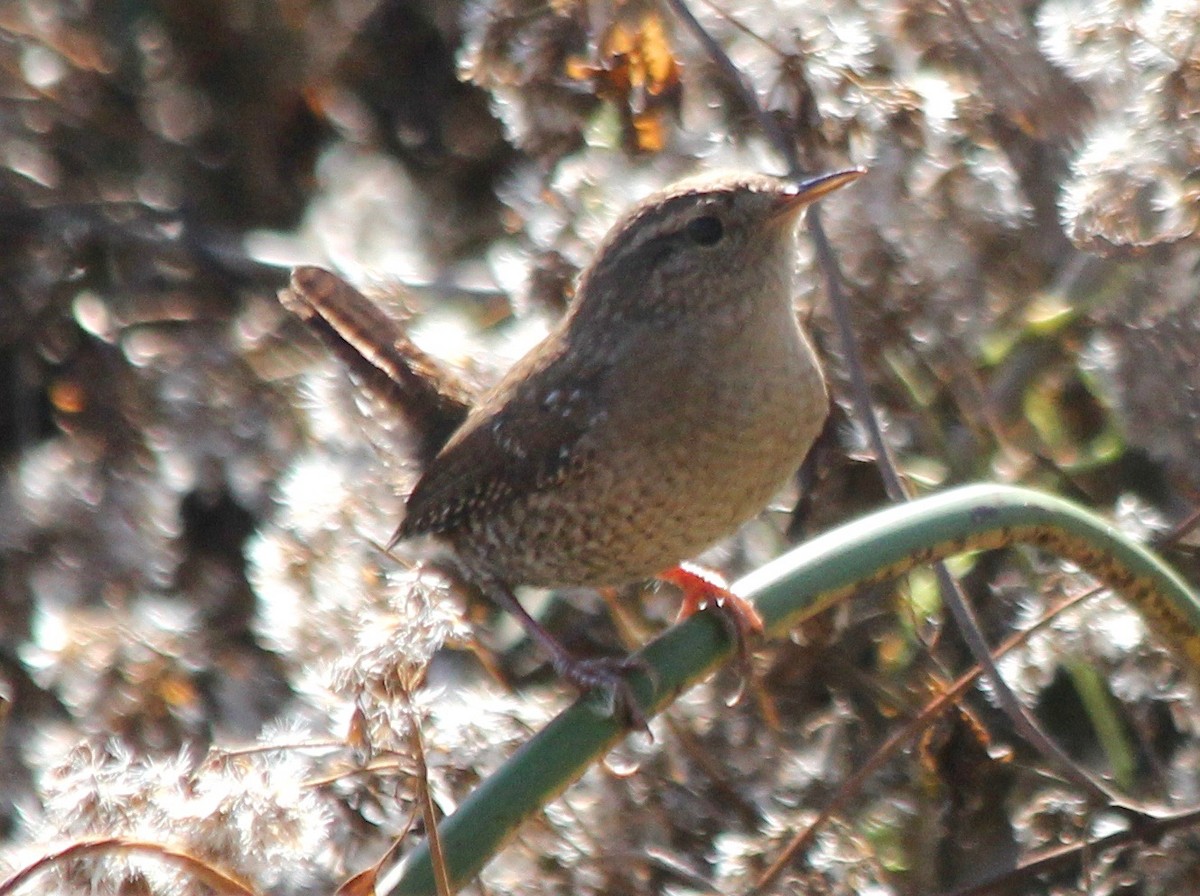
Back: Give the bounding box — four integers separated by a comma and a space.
394, 337, 609, 538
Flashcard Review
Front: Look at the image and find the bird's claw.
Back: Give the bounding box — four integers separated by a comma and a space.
554, 654, 656, 733
660, 562, 764, 671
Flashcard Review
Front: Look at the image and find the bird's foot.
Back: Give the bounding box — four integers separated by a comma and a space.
658, 562, 764, 666
552, 653, 655, 733
476, 574, 655, 730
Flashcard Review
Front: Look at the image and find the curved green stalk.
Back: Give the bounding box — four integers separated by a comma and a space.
384, 484, 1200, 896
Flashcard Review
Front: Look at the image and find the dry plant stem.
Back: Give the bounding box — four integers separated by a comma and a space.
339, 795, 423, 896
662, 0, 798, 173
937, 806, 1200, 896
943, 0, 1028, 102
305, 753, 417, 790
937, 559, 1133, 807
0, 837, 258, 896
667, 0, 1123, 812
665, 715, 766, 828
1160, 504, 1200, 548
407, 709, 452, 896
214, 738, 347, 760
643, 848, 720, 891
750, 585, 1099, 896
803, 207, 908, 498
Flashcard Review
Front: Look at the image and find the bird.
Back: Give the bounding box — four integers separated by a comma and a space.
390, 168, 863, 722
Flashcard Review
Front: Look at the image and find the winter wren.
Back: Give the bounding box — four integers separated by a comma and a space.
392, 168, 863, 720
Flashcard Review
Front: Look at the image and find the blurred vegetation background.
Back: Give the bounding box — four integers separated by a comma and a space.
2, 0, 1200, 894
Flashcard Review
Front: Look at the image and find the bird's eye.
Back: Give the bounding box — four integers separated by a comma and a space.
686, 215, 724, 246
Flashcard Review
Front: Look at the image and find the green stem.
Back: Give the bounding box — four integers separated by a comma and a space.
383, 484, 1200, 896
1065, 660, 1136, 791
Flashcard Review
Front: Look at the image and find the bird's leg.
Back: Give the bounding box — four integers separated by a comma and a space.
478, 576, 652, 731
658, 562, 764, 665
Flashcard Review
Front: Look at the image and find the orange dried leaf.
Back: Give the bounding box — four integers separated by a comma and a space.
337, 864, 380, 896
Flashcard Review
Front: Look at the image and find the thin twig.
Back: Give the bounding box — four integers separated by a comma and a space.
0, 837, 257, 896
805, 206, 908, 499
1158, 503, 1200, 549
407, 707, 452, 896
933, 562, 1131, 807
660, 0, 798, 174
935, 806, 1200, 896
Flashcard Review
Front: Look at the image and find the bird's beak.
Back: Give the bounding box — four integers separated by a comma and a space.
770, 167, 865, 222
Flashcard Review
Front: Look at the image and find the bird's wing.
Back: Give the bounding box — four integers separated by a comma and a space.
393, 338, 609, 541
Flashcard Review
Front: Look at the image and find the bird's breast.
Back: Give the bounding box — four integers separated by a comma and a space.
456, 302, 829, 589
